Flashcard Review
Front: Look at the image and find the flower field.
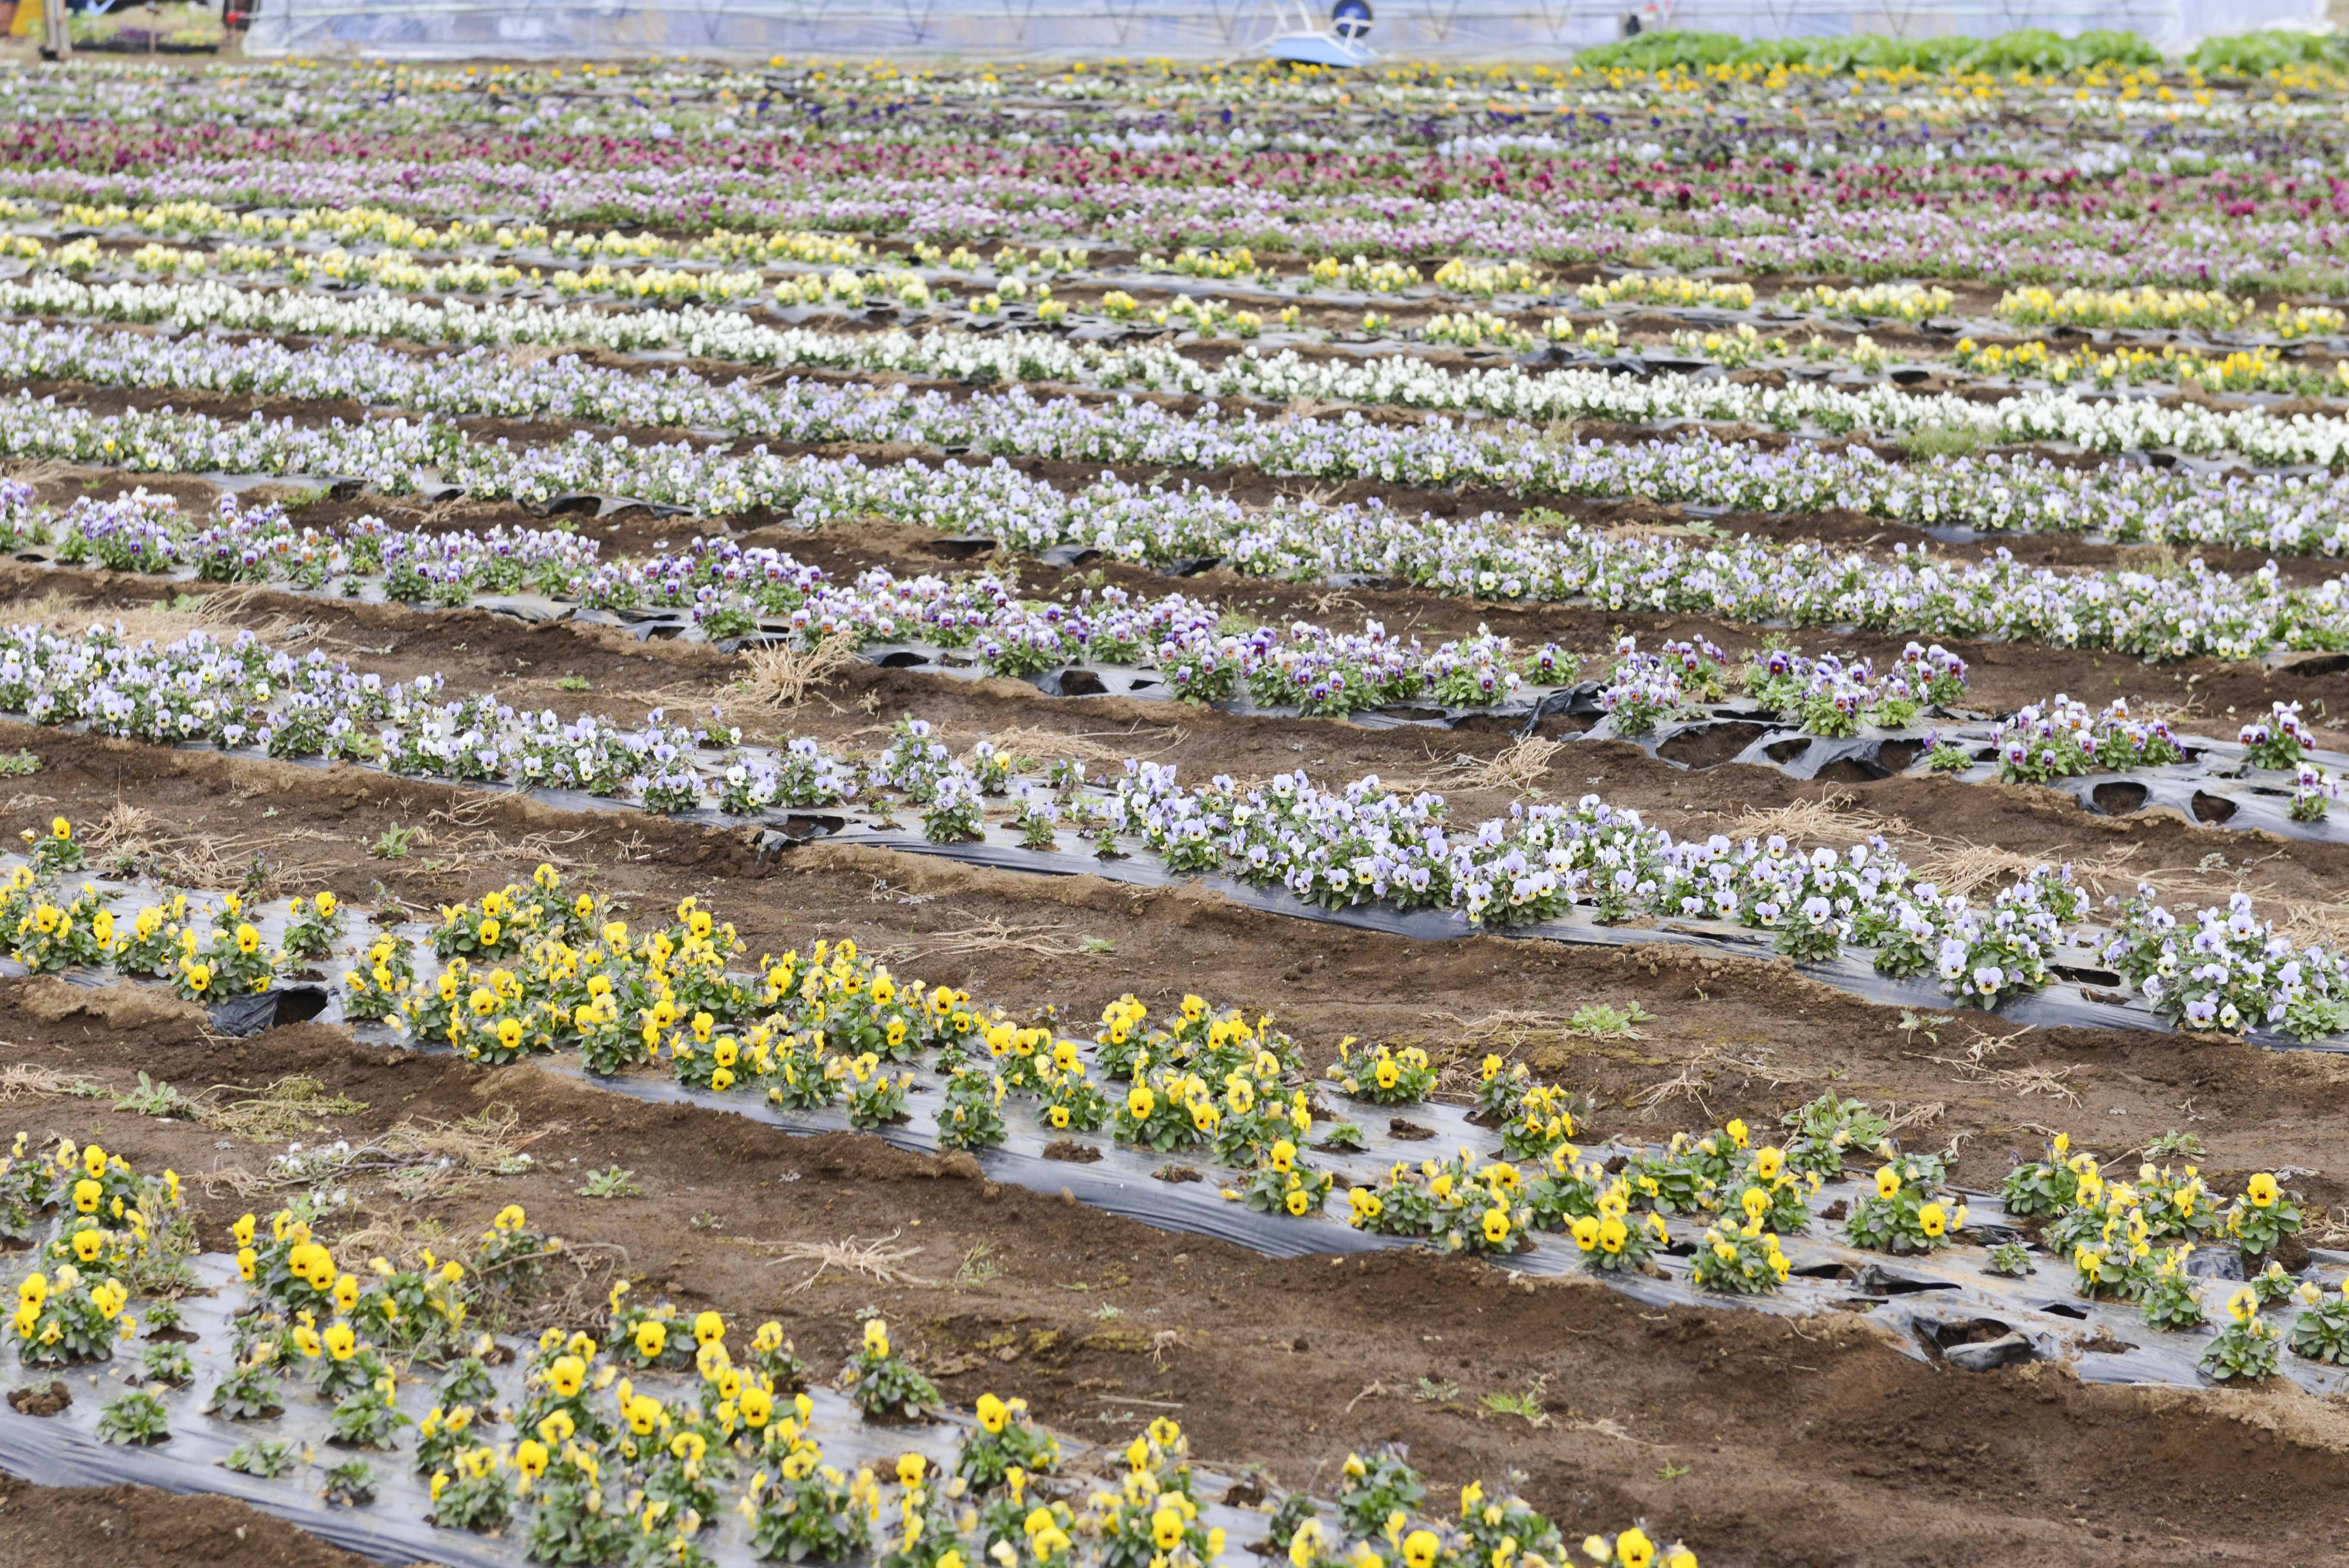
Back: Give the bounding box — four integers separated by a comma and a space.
6, 34, 2349, 1568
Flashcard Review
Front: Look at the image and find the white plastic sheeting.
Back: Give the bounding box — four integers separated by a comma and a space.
241, 0, 2326, 63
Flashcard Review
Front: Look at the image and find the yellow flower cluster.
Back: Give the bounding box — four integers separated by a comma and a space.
1997, 285, 2345, 337
1780, 280, 1955, 321
543, 260, 763, 302
1956, 335, 2337, 394
4, 1139, 179, 1360
1144, 245, 1269, 284
387, 877, 1024, 1109
1330, 1039, 1436, 1105
1664, 322, 1786, 367
1148, 294, 1266, 339
775, 266, 935, 308
1422, 310, 1540, 350
1, 864, 112, 974
2056, 1141, 2236, 1291
1576, 273, 1755, 311
1307, 254, 1429, 295
57, 199, 496, 251
1430, 257, 1549, 299
1568, 1180, 1668, 1259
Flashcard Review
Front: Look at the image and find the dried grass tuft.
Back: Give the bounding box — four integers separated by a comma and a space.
2113, 542, 2186, 580
398, 1103, 543, 1173
1629, 1052, 1717, 1117
1718, 794, 1897, 848
2281, 899, 2349, 951
735, 632, 858, 710
911, 918, 1095, 958
1564, 1414, 1662, 1448
331, 1212, 447, 1268
503, 344, 577, 369
1535, 418, 1583, 456
0, 459, 76, 488
422, 797, 590, 869
79, 801, 266, 889
1603, 522, 1722, 548
0, 1063, 102, 1103
1906, 842, 2065, 899
1914, 1032, 2083, 1108
1438, 1006, 1574, 1043
80, 801, 255, 886
1884, 1101, 1946, 1137
204, 1075, 370, 1143
201, 1103, 554, 1212
764, 1230, 939, 1294
1624, 1039, 1809, 1119
1994, 1065, 2083, 1105
1454, 736, 1562, 795
17, 587, 321, 650
1306, 587, 1366, 618
82, 801, 159, 855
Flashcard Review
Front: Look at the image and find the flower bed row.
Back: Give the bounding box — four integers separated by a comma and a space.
27, 211, 2349, 402
28, 486, 2347, 848
8, 126, 2346, 292
5, 227, 1561, 314
1948, 336, 2349, 397
2, 487, 1975, 726
7, 851, 2345, 1404
27, 235, 2349, 430
30, 484, 2346, 842
3, 389, 2344, 665
0, 602, 2340, 1044
2, 1142, 1719, 1568
20, 276, 2349, 478
30, 219, 2349, 355
0, 486, 1598, 716
1969, 695, 2341, 820
39, 484, 2347, 844
1596, 324, 2349, 406
30, 150, 2347, 311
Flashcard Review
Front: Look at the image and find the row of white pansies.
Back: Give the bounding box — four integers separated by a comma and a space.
25, 207, 2349, 377
7, 613, 2347, 1042
2, 390, 2346, 664
50, 235, 2349, 421
14, 272, 2349, 477
13, 305, 2349, 574
0, 484, 1588, 716
61, 482, 2337, 834
6, 486, 2002, 742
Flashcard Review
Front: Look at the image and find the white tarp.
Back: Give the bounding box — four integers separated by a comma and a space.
242, 0, 2325, 63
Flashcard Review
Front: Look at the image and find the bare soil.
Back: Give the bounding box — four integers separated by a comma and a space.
0, 1472, 385, 1568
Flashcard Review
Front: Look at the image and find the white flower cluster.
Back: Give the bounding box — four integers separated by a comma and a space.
15, 273, 2349, 472
1, 610, 2339, 1038
3, 395, 2341, 665
0, 486, 1582, 717
2105, 890, 2349, 1040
